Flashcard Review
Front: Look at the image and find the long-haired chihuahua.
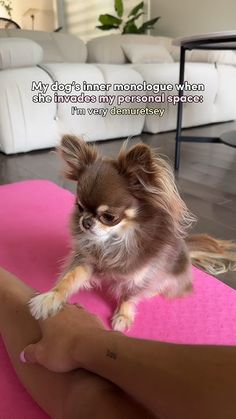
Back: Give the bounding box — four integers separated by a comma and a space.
29, 136, 236, 331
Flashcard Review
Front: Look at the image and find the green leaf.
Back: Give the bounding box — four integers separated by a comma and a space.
126, 12, 144, 24
137, 16, 160, 33
114, 0, 124, 18
122, 22, 139, 34
98, 14, 122, 26
96, 24, 120, 31
128, 1, 144, 17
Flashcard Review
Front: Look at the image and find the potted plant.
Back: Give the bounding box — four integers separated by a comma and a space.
97, 0, 160, 34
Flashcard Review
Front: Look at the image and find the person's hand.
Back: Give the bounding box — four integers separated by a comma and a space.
20, 303, 106, 372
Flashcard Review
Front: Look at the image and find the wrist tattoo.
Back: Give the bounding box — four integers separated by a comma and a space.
106, 349, 117, 360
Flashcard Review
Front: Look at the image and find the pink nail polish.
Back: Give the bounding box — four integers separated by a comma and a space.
20, 351, 26, 363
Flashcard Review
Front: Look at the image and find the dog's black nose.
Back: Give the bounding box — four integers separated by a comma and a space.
82, 217, 93, 230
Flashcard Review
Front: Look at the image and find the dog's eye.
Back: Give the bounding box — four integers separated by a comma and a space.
100, 213, 116, 224
77, 202, 84, 212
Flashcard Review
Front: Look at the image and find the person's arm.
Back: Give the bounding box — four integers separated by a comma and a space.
75, 330, 236, 419
22, 304, 236, 419
0, 268, 155, 419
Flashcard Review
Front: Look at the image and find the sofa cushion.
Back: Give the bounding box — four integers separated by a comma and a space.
0, 29, 87, 63
132, 62, 236, 134
40, 62, 145, 142
171, 45, 236, 65
0, 66, 58, 154
122, 43, 173, 64
0, 38, 43, 69
96, 63, 145, 138
87, 34, 174, 64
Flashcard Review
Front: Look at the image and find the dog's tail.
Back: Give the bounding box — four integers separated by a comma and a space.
185, 234, 236, 275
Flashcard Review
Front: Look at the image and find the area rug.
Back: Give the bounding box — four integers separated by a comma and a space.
0, 180, 236, 419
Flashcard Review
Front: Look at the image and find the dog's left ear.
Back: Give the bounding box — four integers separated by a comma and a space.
117, 143, 155, 186
59, 135, 99, 180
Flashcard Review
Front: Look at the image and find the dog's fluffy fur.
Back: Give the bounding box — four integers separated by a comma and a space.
29, 136, 236, 331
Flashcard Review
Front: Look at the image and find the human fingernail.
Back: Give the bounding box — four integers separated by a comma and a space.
20, 351, 26, 363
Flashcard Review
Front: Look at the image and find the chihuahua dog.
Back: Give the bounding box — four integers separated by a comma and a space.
29, 136, 236, 331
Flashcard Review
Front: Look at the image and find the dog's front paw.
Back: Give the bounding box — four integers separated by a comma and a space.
29, 291, 64, 320
111, 313, 134, 332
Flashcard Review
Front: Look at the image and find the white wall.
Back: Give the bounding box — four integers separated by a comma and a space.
151, 0, 236, 38
11, 0, 55, 31
64, 0, 144, 41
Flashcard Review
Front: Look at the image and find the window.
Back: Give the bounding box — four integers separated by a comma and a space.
64, 0, 148, 41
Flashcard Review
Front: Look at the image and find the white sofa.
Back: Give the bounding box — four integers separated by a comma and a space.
0, 30, 236, 154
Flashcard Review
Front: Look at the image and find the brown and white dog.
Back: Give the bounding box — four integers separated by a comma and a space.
29, 136, 236, 331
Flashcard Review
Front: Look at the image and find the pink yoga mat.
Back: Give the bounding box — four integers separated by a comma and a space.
0, 180, 236, 419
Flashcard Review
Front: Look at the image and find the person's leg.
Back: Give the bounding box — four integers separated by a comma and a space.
0, 268, 154, 419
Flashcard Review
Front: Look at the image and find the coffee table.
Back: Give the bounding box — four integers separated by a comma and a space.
173, 31, 236, 170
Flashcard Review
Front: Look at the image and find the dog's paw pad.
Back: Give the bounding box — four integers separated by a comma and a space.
111, 313, 133, 332
29, 292, 64, 320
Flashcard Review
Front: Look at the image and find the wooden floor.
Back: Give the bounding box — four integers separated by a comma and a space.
1, 121, 236, 288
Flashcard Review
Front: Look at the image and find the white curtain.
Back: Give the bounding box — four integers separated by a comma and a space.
64, 0, 147, 41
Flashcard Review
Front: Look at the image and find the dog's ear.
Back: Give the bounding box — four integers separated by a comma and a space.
117, 143, 155, 186
117, 142, 195, 238
59, 135, 99, 180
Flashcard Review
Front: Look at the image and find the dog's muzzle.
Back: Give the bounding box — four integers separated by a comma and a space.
82, 216, 94, 230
